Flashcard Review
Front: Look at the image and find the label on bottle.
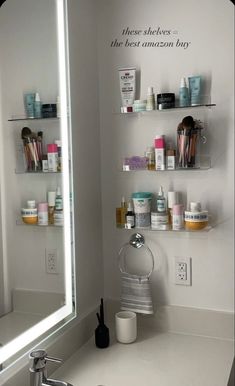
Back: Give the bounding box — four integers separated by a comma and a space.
48, 153, 58, 172
54, 210, 64, 226
157, 198, 166, 212
172, 214, 184, 230
38, 211, 48, 226
55, 196, 63, 210
167, 156, 176, 170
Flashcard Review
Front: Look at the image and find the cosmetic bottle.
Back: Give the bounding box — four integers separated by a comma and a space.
172, 204, 184, 230
48, 191, 56, 225
38, 202, 48, 226
120, 196, 127, 227
167, 191, 179, 225
116, 207, 122, 228
146, 87, 155, 111
166, 142, 176, 170
179, 77, 189, 107
156, 186, 167, 213
24, 93, 35, 118
54, 187, 63, 226
125, 201, 135, 229
155, 135, 165, 170
34, 92, 42, 118
47, 144, 58, 172
42, 155, 48, 172
145, 146, 155, 170
54, 140, 62, 172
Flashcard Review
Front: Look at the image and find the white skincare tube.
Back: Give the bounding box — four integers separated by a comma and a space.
119, 67, 136, 108
188, 75, 201, 106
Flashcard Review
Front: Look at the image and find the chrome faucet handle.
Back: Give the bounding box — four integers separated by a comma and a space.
30, 349, 62, 371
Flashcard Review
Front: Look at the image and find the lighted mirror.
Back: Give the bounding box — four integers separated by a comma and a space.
0, 0, 75, 370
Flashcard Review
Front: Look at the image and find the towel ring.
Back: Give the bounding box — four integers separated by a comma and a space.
118, 233, 154, 278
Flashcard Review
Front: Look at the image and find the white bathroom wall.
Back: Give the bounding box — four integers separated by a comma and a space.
98, 0, 234, 312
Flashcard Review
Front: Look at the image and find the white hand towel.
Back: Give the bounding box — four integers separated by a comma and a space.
121, 272, 153, 314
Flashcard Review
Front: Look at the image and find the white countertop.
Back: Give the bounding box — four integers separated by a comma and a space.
52, 327, 234, 386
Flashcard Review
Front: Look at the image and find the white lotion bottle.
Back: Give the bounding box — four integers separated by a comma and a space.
146, 86, 155, 111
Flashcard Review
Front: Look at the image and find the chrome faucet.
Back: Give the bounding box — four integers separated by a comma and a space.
29, 349, 73, 386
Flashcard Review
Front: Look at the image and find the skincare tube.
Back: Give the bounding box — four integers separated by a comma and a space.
188, 76, 201, 106
119, 67, 136, 108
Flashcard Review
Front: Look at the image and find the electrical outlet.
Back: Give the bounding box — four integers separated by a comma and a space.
175, 256, 192, 285
45, 249, 58, 274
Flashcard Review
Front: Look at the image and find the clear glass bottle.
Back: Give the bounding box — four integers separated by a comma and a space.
145, 146, 155, 170
156, 186, 166, 213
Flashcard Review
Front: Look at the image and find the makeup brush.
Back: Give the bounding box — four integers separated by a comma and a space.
21, 126, 32, 139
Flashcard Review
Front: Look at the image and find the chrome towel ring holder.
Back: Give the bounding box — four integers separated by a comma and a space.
118, 233, 154, 278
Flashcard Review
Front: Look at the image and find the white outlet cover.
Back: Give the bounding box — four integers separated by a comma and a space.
45, 248, 58, 274
175, 256, 192, 286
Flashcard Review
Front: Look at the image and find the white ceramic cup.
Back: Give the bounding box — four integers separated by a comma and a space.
115, 311, 137, 344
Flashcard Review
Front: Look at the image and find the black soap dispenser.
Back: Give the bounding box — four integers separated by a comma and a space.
95, 298, 110, 349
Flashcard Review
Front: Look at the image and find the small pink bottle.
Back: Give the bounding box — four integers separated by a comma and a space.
38, 202, 48, 226
172, 204, 184, 230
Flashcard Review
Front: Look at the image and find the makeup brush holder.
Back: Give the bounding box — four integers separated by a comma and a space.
177, 121, 206, 169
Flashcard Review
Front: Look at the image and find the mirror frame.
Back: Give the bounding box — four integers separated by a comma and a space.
0, 0, 76, 368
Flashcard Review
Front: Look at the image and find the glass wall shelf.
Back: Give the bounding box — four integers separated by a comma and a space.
121, 156, 211, 172
114, 103, 216, 115
8, 116, 59, 122
15, 169, 61, 174
117, 226, 212, 233
16, 219, 63, 227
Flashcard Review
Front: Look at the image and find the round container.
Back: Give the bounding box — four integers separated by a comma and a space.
41, 103, 57, 118
115, 311, 137, 344
157, 93, 175, 110
133, 99, 147, 112
132, 192, 152, 228
184, 210, 208, 230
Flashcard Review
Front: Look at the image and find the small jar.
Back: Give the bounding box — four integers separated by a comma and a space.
38, 202, 48, 226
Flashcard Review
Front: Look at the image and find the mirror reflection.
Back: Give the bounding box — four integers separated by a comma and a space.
0, 0, 75, 369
